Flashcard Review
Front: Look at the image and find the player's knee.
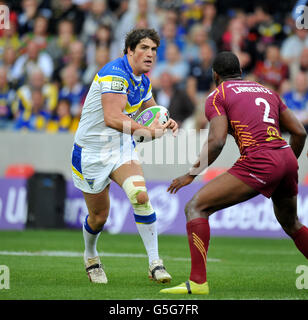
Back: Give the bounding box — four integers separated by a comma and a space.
185, 199, 199, 219
95, 214, 108, 226
185, 198, 210, 221
91, 209, 109, 227
122, 175, 148, 205
122, 175, 154, 218
281, 218, 302, 236
184, 201, 192, 217
136, 191, 149, 204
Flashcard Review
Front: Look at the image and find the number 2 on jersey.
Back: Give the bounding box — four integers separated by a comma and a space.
255, 97, 275, 124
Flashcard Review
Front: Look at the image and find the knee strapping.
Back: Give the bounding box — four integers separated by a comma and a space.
122, 175, 155, 223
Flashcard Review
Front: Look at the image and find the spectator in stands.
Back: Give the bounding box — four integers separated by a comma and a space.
85, 24, 112, 66
46, 98, 79, 133
186, 42, 214, 106
0, 67, 15, 129
200, 1, 226, 48
14, 88, 50, 131
281, 27, 308, 65
21, 15, 51, 53
156, 20, 186, 62
18, 0, 52, 36
250, 5, 285, 58
151, 43, 189, 90
59, 64, 87, 117
11, 40, 54, 86
50, 0, 85, 35
221, 15, 257, 74
182, 23, 216, 63
152, 71, 195, 127
18, 0, 40, 36
81, 0, 115, 44
108, 0, 129, 21
111, 0, 159, 60
134, 13, 150, 30
180, 0, 204, 30
288, 47, 308, 85
0, 47, 18, 88
0, 19, 22, 61
83, 46, 110, 86
12, 67, 58, 119
46, 19, 76, 77
254, 44, 289, 92
158, 8, 186, 38
93, 24, 112, 48
66, 40, 87, 80
283, 72, 308, 132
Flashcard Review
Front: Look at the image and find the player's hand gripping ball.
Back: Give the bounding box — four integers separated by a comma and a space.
134, 106, 169, 142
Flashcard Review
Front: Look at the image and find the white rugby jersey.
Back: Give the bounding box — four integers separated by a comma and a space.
74, 54, 152, 149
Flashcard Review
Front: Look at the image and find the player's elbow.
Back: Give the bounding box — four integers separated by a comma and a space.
210, 136, 226, 152
292, 125, 307, 141
299, 127, 307, 139
104, 114, 118, 129
213, 132, 227, 148
299, 130, 307, 142
215, 139, 226, 151
298, 130, 307, 147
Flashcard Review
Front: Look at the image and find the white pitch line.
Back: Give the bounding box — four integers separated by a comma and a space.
0, 250, 220, 262
236, 249, 299, 256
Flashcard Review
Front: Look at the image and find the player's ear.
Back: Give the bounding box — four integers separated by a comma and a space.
127, 47, 135, 56
212, 71, 219, 84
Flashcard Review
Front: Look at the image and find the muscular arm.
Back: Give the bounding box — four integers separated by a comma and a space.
189, 115, 228, 176
167, 115, 228, 193
279, 108, 307, 158
141, 96, 156, 110
102, 93, 157, 138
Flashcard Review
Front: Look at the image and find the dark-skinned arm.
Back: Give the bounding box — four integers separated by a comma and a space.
167, 115, 228, 194
279, 108, 307, 158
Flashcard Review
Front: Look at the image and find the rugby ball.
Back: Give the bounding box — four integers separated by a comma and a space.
134, 106, 169, 142
135, 105, 169, 126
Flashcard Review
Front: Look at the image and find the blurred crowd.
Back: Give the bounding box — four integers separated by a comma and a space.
0, 0, 307, 133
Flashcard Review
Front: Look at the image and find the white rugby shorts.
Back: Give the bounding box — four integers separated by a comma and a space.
71, 136, 139, 194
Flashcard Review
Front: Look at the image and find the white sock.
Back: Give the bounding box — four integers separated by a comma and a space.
136, 221, 159, 265
83, 224, 100, 260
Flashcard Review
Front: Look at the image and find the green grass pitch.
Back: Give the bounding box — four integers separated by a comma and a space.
0, 229, 307, 300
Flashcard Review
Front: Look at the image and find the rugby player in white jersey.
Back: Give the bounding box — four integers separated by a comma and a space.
71, 28, 178, 284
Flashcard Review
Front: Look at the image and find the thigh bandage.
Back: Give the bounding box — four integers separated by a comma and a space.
122, 175, 156, 224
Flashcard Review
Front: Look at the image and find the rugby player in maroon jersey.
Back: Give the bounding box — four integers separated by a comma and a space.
161, 51, 308, 295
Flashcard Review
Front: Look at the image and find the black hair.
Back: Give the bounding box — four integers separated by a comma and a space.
212, 51, 242, 78
123, 28, 160, 54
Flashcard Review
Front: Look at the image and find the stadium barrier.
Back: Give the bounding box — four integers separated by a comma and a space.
0, 177, 308, 238
0, 131, 307, 183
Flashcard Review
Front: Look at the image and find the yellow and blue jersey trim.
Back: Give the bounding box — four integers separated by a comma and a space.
72, 143, 84, 180
95, 55, 152, 115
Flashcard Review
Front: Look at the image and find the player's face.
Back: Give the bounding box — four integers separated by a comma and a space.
128, 38, 157, 76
